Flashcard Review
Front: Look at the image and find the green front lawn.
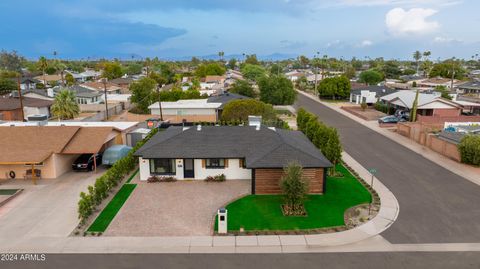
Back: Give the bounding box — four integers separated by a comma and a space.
217, 164, 371, 232
87, 184, 137, 232
0, 189, 19, 195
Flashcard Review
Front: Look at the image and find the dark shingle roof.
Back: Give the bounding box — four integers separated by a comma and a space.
135, 126, 332, 168
350, 85, 397, 97
207, 93, 250, 109
458, 80, 480, 90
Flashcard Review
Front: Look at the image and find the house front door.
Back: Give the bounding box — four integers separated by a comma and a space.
183, 159, 194, 178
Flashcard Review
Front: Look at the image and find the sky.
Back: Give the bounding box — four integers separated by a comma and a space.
0, 0, 479, 60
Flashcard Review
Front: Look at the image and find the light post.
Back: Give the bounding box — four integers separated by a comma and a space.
368, 168, 377, 215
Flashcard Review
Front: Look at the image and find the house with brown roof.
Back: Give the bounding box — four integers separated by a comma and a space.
81, 81, 125, 94
0, 96, 53, 121
0, 126, 122, 181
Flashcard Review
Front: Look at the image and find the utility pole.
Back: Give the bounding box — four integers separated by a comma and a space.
314, 51, 319, 96
157, 84, 164, 121
102, 78, 109, 120
17, 75, 25, 121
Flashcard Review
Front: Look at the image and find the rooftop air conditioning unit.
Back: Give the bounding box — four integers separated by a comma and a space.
27, 114, 48, 126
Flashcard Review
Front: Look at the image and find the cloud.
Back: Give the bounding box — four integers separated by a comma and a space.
433, 36, 462, 43
280, 40, 307, 49
385, 8, 439, 36
358, 40, 373, 47
335, 0, 461, 7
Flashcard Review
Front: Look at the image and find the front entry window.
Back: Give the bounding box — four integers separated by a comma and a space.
206, 158, 225, 169
150, 159, 176, 175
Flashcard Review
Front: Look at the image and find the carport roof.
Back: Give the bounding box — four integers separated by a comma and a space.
0, 126, 117, 163
135, 126, 332, 168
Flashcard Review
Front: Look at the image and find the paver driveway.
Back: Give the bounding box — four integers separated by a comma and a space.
105, 180, 251, 236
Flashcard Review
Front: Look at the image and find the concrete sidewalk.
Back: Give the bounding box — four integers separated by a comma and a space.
297, 90, 480, 187
0, 152, 399, 253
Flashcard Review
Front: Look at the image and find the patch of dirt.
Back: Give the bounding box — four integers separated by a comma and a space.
344, 203, 380, 229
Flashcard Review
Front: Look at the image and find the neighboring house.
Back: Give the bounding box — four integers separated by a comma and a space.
110, 78, 134, 89
149, 93, 250, 123
0, 126, 122, 179
200, 76, 226, 94
207, 92, 250, 118
349, 85, 397, 104
21, 89, 53, 101
33, 74, 63, 86
285, 71, 305, 82
50, 85, 103, 104
81, 81, 123, 94
0, 96, 53, 121
149, 99, 222, 123
66, 69, 102, 82
457, 80, 480, 97
380, 91, 463, 117
0, 121, 140, 145
417, 77, 459, 89
134, 124, 332, 194
9, 77, 41, 90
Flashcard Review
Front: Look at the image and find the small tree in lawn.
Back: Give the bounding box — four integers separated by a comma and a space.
280, 162, 308, 215
324, 128, 342, 176
360, 101, 368, 111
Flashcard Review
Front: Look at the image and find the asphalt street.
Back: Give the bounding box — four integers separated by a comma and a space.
295, 94, 480, 244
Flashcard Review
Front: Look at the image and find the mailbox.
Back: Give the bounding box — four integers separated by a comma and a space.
217, 208, 228, 234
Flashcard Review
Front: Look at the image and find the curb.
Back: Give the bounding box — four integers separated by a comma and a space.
0, 189, 24, 208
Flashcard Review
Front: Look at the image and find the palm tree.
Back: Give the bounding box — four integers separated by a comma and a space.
37, 56, 48, 86
51, 89, 80, 120
218, 51, 224, 62
413, 51, 422, 75
144, 57, 152, 76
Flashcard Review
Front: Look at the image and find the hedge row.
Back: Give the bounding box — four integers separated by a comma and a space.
77, 128, 159, 224
458, 135, 480, 166
296, 108, 342, 171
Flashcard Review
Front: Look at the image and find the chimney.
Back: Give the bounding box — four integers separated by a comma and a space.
197, 124, 202, 131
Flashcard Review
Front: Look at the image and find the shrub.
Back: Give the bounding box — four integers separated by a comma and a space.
458, 135, 480, 166
147, 176, 160, 183
280, 162, 308, 215
205, 174, 226, 182
361, 101, 368, 111
77, 128, 159, 223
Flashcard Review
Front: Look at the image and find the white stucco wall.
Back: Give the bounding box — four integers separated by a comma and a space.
139, 157, 150, 181
139, 158, 252, 181
193, 159, 251, 180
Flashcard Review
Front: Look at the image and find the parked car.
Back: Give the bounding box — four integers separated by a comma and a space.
102, 145, 133, 166
394, 110, 410, 120
72, 153, 102, 171
378, 115, 404, 124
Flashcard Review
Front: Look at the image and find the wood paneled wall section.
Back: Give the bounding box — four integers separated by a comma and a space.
254, 168, 324, 194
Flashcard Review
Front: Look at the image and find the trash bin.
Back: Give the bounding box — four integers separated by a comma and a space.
217, 208, 228, 234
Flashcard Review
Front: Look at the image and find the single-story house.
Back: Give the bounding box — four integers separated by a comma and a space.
380, 91, 463, 117
66, 69, 102, 82
0, 126, 121, 180
149, 99, 222, 123
207, 92, 250, 118
33, 74, 63, 86
80, 81, 123, 94
50, 85, 103, 104
0, 96, 53, 121
149, 93, 249, 123
134, 125, 333, 194
349, 85, 397, 104
417, 77, 460, 89
10, 77, 41, 90
457, 80, 480, 97
109, 77, 134, 89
